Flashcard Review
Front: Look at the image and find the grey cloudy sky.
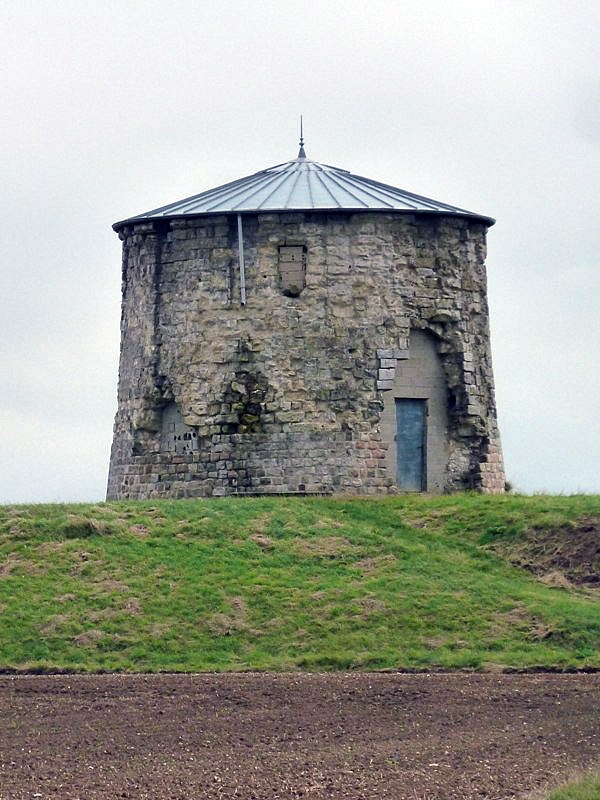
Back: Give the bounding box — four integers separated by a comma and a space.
2, 0, 598, 502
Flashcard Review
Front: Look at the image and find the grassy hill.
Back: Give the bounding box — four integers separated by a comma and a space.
0, 494, 599, 673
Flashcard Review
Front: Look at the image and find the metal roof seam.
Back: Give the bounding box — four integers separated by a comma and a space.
249, 169, 297, 210
325, 171, 395, 208
340, 171, 474, 214
138, 169, 276, 217
286, 166, 306, 209
204, 169, 289, 211
312, 168, 343, 208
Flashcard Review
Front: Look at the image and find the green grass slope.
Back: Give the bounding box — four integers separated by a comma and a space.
0, 495, 599, 672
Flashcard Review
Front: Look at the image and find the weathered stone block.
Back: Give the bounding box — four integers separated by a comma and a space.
378, 368, 396, 381
394, 348, 410, 359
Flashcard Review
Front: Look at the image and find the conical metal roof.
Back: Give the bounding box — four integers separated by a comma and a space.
114, 152, 494, 229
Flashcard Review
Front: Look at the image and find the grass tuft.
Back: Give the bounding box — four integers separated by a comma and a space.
535, 772, 600, 800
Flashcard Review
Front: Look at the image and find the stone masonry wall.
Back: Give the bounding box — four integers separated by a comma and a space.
107, 211, 505, 499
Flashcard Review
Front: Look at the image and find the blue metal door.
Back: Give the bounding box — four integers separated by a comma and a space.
396, 399, 426, 491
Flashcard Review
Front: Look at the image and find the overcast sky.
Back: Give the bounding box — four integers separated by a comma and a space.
2, 0, 598, 503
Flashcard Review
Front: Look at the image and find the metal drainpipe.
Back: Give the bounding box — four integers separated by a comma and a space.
237, 214, 247, 306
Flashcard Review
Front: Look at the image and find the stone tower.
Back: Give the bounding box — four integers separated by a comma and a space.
107, 140, 504, 499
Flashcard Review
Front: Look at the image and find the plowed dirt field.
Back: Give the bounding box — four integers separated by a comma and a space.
1, 673, 599, 799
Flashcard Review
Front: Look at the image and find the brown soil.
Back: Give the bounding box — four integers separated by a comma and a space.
1, 673, 599, 799
496, 517, 600, 589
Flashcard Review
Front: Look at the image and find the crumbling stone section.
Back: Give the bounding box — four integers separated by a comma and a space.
107, 210, 505, 498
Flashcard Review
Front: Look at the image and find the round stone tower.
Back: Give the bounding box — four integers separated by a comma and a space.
107, 139, 505, 499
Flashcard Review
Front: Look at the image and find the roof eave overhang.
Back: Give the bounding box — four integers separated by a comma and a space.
113, 207, 495, 233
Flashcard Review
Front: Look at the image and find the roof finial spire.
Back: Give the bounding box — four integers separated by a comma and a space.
297, 115, 307, 159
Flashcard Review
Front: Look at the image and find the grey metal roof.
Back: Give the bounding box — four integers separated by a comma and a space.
114, 154, 494, 229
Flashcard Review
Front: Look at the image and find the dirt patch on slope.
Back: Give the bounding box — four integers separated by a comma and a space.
0, 673, 599, 799
292, 536, 354, 557
498, 517, 600, 589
